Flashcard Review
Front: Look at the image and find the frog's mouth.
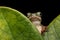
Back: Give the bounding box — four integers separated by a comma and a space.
32, 21, 41, 26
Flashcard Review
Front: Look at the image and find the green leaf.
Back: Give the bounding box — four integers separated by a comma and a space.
0, 6, 43, 40
44, 15, 60, 40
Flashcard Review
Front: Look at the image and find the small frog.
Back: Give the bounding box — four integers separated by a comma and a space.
27, 12, 47, 35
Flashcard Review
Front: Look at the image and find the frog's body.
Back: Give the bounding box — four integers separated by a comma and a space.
27, 12, 47, 35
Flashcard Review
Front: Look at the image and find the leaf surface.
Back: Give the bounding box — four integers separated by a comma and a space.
44, 15, 60, 40
0, 6, 43, 40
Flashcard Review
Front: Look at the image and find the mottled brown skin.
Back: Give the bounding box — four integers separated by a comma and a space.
41, 25, 48, 35
27, 12, 48, 35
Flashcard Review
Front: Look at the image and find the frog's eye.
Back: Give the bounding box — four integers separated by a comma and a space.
27, 13, 31, 17
36, 12, 41, 16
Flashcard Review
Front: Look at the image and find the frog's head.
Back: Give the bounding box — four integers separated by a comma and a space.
27, 12, 42, 25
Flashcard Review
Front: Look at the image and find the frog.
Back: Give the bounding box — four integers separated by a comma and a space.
27, 12, 48, 35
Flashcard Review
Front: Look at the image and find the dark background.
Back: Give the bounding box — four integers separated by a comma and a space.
0, 0, 60, 26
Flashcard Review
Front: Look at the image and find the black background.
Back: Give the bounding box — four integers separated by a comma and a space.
0, 0, 60, 26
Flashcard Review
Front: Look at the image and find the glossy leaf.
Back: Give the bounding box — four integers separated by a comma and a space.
0, 6, 43, 40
